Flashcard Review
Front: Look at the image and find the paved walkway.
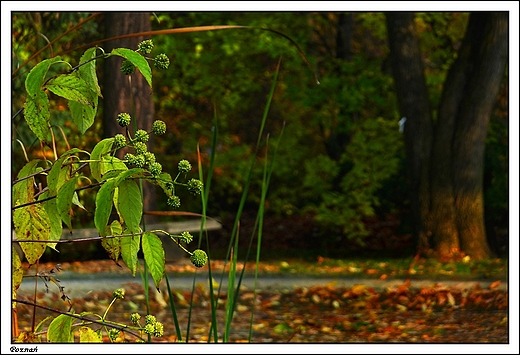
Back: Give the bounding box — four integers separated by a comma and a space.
17, 269, 508, 300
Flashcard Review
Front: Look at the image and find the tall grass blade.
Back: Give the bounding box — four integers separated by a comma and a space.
164, 274, 183, 342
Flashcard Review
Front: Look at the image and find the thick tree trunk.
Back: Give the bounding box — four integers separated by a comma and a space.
385, 13, 433, 252
103, 12, 157, 224
386, 12, 508, 260
450, 12, 508, 260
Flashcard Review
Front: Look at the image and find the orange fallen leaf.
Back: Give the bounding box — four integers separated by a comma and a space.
366, 269, 379, 275
489, 280, 501, 290
380, 274, 388, 280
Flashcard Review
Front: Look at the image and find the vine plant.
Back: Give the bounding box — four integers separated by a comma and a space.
12, 39, 207, 342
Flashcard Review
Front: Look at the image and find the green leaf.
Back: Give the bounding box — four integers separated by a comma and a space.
94, 178, 117, 236
47, 314, 74, 343
79, 326, 102, 343
102, 221, 122, 262
72, 191, 87, 211
101, 156, 128, 178
115, 179, 142, 231
114, 167, 147, 184
57, 176, 79, 231
35, 316, 54, 334
90, 138, 115, 182
121, 230, 141, 276
46, 73, 96, 106
111, 48, 152, 88
78, 47, 102, 97
23, 90, 50, 142
142, 232, 165, 288
69, 98, 97, 134
40, 192, 61, 251
47, 148, 86, 195
13, 204, 51, 265
24, 57, 62, 96
149, 172, 174, 197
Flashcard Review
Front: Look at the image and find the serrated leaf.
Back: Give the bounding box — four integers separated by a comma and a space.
13, 204, 51, 265
121, 231, 141, 276
12, 160, 41, 206
24, 56, 62, 96
142, 232, 165, 288
47, 314, 74, 343
46, 73, 96, 106
102, 221, 122, 261
57, 176, 79, 230
116, 179, 142, 231
69, 99, 97, 134
90, 138, 115, 182
94, 178, 117, 236
78, 47, 102, 97
79, 326, 102, 343
12, 246, 24, 302
23, 90, 50, 142
111, 48, 152, 88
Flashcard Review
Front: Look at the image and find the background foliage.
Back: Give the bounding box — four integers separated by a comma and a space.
11, 12, 509, 259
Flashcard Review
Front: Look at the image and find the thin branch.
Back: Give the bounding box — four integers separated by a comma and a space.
12, 298, 143, 341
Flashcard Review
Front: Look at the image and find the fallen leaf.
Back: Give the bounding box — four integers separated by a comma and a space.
489, 280, 501, 290
350, 284, 366, 296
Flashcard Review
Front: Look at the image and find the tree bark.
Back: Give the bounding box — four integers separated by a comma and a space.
385, 12, 433, 252
103, 12, 157, 224
386, 12, 508, 260
450, 12, 508, 260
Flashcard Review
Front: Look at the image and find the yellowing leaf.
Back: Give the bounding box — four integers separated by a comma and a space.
79, 326, 102, 343
13, 204, 51, 265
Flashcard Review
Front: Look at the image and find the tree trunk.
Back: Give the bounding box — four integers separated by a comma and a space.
103, 12, 157, 224
385, 12, 433, 253
450, 12, 508, 260
386, 12, 508, 260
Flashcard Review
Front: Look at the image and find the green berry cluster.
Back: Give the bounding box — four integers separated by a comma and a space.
134, 129, 149, 143
152, 120, 166, 135
153, 53, 170, 70
178, 159, 192, 173
117, 112, 131, 127
130, 313, 163, 338
167, 195, 181, 209
190, 249, 208, 268
120, 60, 136, 75
114, 134, 127, 148
133, 141, 148, 155
149, 162, 162, 176
137, 39, 154, 54
114, 114, 168, 178
120, 39, 170, 75
187, 178, 204, 195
